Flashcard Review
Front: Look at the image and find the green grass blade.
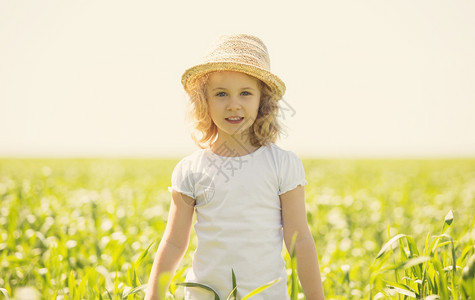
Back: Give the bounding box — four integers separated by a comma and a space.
231, 269, 237, 299
441, 210, 453, 234
376, 234, 407, 259
441, 233, 457, 299
0, 288, 10, 300
386, 282, 417, 298
104, 289, 113, 300
68, 270, 77, 298
432, 258, 448, 299
135, 240, 156, 268
121, 284, 147, 298
176, 282, 220, 300
405, 236, 423, 278
241, 278, 281, 300
290, 254, 299, 299
399, 256, 431, 271
225, 269, 237, 300
405, 235, 420, 257
159, 272, 172, 300
288, 233, 299, 300
462, 254, 475, 298
225, 287, 237, 300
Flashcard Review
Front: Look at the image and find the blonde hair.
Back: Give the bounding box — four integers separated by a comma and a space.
187, 73, 282, 149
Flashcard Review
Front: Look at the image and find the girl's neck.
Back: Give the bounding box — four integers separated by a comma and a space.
210, 132, 259, 157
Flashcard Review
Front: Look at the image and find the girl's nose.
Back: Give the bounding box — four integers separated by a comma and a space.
226, 96, 240, 110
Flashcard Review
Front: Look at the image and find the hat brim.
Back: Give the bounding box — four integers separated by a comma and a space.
181, 62, 286, 101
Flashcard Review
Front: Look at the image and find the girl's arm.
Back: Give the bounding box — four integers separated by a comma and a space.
281, 185, 325, 300
145, 190, 195, 300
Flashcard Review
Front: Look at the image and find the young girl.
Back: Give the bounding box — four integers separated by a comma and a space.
145, 34, 325, 300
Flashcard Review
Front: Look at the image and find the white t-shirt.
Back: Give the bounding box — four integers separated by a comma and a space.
170, 143, 307, 299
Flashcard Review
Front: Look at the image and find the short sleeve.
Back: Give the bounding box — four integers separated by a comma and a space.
168, 159, 195, 199
278, 150, 307, 195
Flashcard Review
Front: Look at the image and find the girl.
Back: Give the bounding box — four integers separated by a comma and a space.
145, 34, 325, 300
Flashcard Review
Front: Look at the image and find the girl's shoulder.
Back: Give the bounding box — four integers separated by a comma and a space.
171, 149, 209, 176
176, 148, 208, 164
263, 143, 302, 164
170, 149, 212, 199
266, 143, 291, 154
263, 144, 307, 195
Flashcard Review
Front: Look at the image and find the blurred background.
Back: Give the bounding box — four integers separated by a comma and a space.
1, 0, 474, 158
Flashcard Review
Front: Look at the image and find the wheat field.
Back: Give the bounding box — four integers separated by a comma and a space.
1, 158, 474, 299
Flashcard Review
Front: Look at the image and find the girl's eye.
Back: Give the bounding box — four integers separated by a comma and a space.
216, 92, 227, 97
241, 91, 251, 96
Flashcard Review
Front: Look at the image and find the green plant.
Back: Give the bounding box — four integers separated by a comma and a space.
1, 158, 474, 299
370, 210, 474, 299
175, 269, 280, 300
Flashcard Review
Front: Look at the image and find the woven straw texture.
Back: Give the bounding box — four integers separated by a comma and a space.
182, 34, 286, 100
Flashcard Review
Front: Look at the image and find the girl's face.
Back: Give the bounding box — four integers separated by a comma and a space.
206, 71, 261, 144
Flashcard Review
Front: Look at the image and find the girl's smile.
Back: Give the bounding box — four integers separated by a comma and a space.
225, 116, 244, 124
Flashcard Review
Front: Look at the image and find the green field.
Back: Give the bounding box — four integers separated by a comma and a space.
1, 158, 474, 299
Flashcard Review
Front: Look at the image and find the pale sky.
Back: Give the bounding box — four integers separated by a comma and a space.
1, 0, 474, 158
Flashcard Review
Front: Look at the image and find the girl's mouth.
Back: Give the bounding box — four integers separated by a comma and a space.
225, 117, 244, 124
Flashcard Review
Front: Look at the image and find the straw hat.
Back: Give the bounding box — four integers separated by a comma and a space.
181, 34, 286, 100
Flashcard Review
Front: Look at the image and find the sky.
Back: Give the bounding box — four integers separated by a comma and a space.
1, 0, 474, 158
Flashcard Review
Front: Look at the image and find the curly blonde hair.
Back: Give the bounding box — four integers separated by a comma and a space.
186, 72, 282, 149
